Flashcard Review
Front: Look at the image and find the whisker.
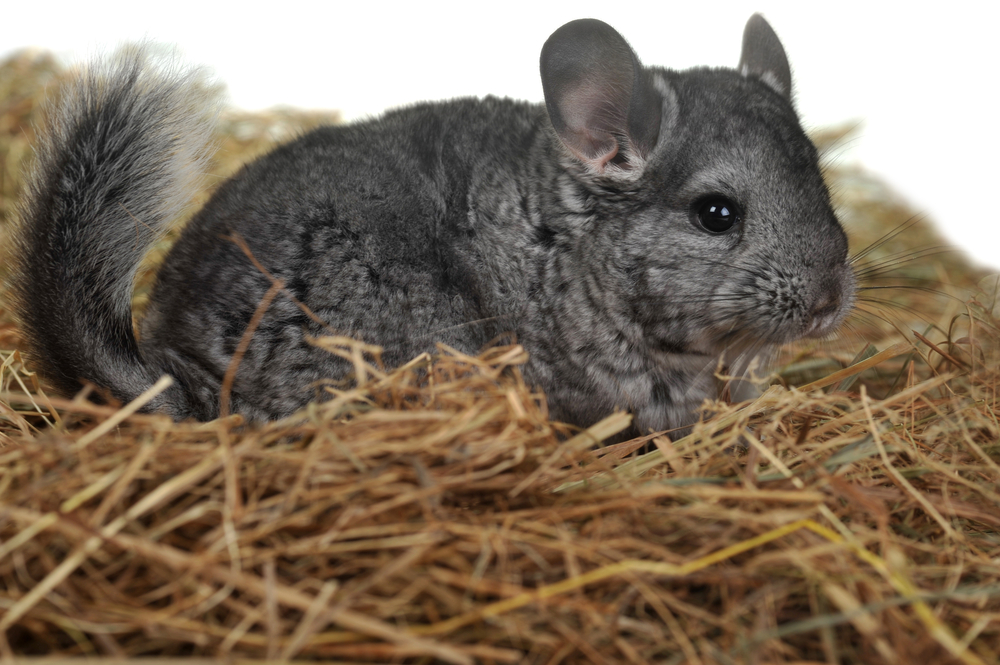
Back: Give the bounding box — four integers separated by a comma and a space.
420, 315, 515, 340
849, 214, 926, 265
629, 295, 753, 306
852, 246, 955, 278
667, 254, 769, 280
852, 302, 943, 339
845, 308, 890, 330
856, 297, 943, 324
855, 285, 963, 304
835, 319, 871, 350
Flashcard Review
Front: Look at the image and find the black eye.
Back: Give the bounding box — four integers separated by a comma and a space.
696, 197, 742, 233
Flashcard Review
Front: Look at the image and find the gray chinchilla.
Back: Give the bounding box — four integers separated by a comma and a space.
10, 15, 855, 434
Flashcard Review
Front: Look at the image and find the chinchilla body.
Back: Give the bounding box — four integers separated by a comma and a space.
11, 16, 855, 433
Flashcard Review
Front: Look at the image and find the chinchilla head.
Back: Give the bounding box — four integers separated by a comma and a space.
540, 15, 856, 362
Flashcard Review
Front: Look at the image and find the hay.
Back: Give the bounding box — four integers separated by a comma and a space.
1, 51, 999, 664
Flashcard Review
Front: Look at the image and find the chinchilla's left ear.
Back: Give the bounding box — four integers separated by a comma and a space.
738, 14, 793, 101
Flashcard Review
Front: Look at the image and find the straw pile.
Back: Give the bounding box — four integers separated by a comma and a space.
1, 50, 999, 664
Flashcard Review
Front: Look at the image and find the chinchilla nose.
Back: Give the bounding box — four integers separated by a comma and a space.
806, 290, 843, 337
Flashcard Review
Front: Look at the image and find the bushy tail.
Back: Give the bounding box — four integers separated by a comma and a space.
9, 44, 221, 411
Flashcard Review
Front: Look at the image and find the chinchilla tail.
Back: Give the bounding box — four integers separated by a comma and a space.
8, 44, 221, 416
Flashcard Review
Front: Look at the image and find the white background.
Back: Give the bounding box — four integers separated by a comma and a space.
3, 1, 997, 271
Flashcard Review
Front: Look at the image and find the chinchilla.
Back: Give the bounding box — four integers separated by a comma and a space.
10, 15, 855, 434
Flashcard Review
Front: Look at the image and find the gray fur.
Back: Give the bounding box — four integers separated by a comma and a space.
10, 44, 221, 416
11, 16, 855, 434
739, 13, 794, 99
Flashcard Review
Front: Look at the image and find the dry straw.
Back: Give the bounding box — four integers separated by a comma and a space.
1, 50, 999, 664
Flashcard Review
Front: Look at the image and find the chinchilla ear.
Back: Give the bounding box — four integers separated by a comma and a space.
738, 14, 793, 100
540, 19, 661, 173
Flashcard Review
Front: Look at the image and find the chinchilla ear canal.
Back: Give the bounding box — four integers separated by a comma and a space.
738, 14, 793, 101
540, 18, 661, 172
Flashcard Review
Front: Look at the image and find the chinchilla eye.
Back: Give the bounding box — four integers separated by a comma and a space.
695, 197, 742, 233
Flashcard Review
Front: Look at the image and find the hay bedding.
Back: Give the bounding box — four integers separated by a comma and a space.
1, 51, 999, 664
